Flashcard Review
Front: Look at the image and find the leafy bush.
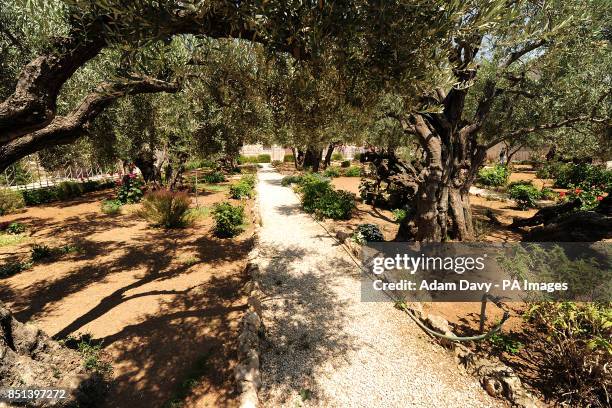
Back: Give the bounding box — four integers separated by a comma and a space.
539, 187, 556, 200
488, 332, 523, 354
352, 152, 362, 161
21, 188, 59, 205
116, 174, 144, 204
140, 190, 192, 228
56, 181, 84, 199
344, 166, 361, 177
340, 160, 351, 168
554, 163, 611, 190
298, 173, 333, 213
31, 244, 53, 261
536, 161, 566, 179
524, 302, 611, 407
315, 189, 355, 220
237, 155, 256, 164
0, 188, 25, 215
564, 184, 607, 210
101, 199, 122, 215
6, 222, 26, 234
283, 154, 295, 163
257, 154, 271, 163
212, 202, 244, 237
508, 183, 541, 209
202, 171, 225, 183
0, 260, 32, 278
230, 175, 255, 199
240, 174, 256, 189
352, 223, 384, 244
331, 152, 343, 161
392, 208, 408, 223
281, 175, 303, 186
230, 182, 252, 199
323, 167, 341, 178
477, 164, 509, 187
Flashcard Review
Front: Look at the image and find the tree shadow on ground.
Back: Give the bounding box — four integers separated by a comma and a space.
96, 273, 248, 408
256, 244, 360, 405
273, 203, 304, 216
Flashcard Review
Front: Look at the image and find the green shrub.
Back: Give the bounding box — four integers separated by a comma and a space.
56, 181, 84, 199
331, 152, 343, 161
241, 174, 256, 189
477, 164, 510, 187
283, 154, 295, 163
140, 190, 192, 228
230, 182, 252, 199
212, 202, 244, 237
344, 166, 361, 177
0, 188, 25, 215
0, 260, 32, 278
352, 223, 384, 244
31, 244, 53, 261
21, 188, 59, 205
281, 175, 303, 186
117, 175, 144, 204
6, 222, 26, 234
524, 301, 611, 407
508, 183, 541, 209
536, 161, 566, 179
488, 332, 523, 354
202, 171, 225, 183
353, 153, 362, 161
101, 199, 122, 215
392, 208, 408, 223
539, 187, 556, 200
323, 167, 341, 178
298, 173, 333, 213
340, 160, 351, 168
237, 155, 256, 164
315, 189, 355, 220
553, 163, 612, 189
257, 154, 271, 163
564, 184, 607, 210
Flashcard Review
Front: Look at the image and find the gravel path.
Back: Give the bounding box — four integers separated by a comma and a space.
256, 165, 503, 408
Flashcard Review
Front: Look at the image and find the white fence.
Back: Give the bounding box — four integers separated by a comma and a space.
240, 144, 365, 161
1, 156, 123, 191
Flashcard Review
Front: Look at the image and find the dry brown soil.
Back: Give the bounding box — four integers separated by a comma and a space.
0, 182, 254, 408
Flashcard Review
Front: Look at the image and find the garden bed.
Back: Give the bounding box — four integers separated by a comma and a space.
0, 182, 256, 407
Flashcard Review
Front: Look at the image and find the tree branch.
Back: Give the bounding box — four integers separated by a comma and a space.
0, 77, 179, 172
500, 39, 547, 70
485, 115, 610, 149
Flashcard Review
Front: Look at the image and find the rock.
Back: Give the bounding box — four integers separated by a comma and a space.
335, 230, 352, 243
0, 301, 106, 407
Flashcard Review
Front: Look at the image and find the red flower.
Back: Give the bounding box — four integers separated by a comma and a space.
574, 188, 582, 194
558, 191, 566, 197
596, 196, 604, 201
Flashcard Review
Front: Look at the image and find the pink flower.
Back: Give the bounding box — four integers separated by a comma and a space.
596, 196, 604, 201
128, 173, 136, 179
558, 191, 566, 197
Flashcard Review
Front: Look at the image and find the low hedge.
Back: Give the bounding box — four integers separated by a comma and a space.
21, 179, 116, 206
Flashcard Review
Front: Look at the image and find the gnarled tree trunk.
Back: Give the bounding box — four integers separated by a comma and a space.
303, 146, 323, 172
